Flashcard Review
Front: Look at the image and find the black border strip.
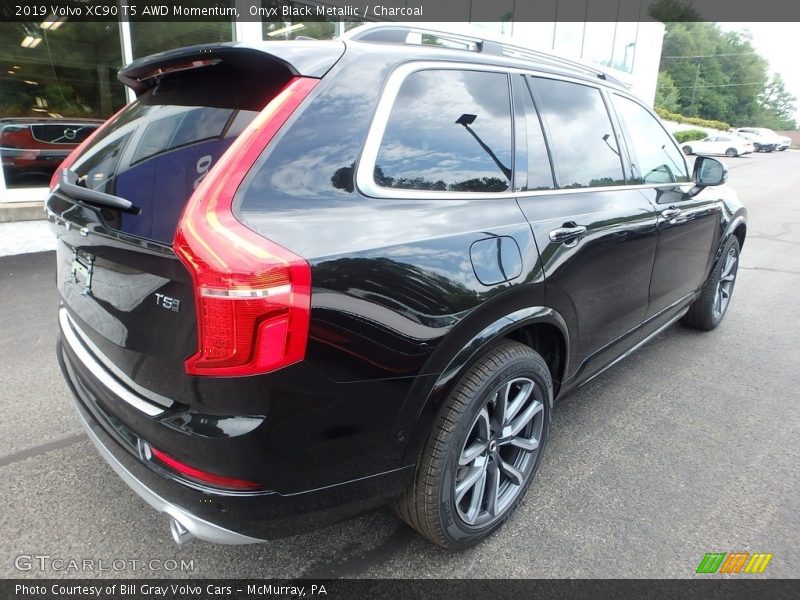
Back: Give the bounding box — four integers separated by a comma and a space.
3, 579, 799, 600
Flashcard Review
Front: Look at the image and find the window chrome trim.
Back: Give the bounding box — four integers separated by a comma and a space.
356, 60, 684, 201
356, 61, 517, 200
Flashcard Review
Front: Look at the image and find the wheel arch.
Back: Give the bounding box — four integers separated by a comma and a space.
399, 306, 570, 467
718, 214, 747, 260
733, 220, 746, 250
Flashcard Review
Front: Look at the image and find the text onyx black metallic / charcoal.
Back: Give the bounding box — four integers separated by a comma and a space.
48, 24, 746, 549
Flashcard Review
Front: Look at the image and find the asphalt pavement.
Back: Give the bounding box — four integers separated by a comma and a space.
1, 150, 798, 579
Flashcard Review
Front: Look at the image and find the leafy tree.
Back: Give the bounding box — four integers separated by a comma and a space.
656, 22, 796, 129
756, 74, 798, 130
655, 71, 680, 112
648, 0, 701, 22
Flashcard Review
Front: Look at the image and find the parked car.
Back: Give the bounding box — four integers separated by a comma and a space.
681, 133, 754, 157
48, 26, 747, 550
734, 127, 790, 151
0, 118, 102, 187
732, 127, 786, 152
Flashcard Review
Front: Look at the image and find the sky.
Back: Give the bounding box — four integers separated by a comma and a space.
717, 23, 800, 123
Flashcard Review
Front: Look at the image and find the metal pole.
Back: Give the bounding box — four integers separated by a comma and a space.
689, 57, 702, 117
462, 125, 512, 181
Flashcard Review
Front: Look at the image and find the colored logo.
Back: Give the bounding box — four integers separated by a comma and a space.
696, 552, 773, 574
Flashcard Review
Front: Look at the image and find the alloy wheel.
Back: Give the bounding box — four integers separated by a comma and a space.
454, 377, 545, 527
713, 246, 738, 319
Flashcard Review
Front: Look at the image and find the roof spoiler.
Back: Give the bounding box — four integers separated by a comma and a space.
118, 41, 345, 96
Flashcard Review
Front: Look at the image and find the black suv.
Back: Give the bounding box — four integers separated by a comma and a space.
49, 25, 746, 549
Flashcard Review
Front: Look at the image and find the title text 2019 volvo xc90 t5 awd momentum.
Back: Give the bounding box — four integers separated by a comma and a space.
49, 25, 746, 549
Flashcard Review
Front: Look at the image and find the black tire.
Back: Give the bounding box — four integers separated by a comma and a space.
394, 340, 552, 549
754, 143, 762, 152
725, 147, 738, 157
682, 236, 740, 330
682, 145, 693, 155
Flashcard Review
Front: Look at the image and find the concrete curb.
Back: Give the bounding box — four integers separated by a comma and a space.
0, 202, 46, 223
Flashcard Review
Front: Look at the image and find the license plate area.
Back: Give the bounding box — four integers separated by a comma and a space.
68, 249, 95, 296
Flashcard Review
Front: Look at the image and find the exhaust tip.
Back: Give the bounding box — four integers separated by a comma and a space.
169, 517, 194, 546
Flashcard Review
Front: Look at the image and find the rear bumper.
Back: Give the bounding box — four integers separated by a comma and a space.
57, 307, 415, 543
73, 396, 263, 544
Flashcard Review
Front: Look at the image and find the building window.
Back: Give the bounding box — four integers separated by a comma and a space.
129, 21, 234, 59
0, 19, 125, 192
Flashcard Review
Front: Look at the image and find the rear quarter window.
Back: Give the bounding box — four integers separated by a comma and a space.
373, 69, 513, 193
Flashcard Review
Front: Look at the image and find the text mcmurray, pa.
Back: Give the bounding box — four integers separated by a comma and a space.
16, 583, 327, 597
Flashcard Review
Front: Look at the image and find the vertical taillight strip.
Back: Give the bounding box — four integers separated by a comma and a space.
173, 77, 319, 377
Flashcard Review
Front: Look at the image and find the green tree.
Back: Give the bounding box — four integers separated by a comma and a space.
655, 71, 680, 112
658, 22, 774, 127
756, 74, 798, 130
648, 0, 701, 22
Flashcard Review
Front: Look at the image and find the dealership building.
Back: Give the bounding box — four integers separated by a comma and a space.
0, 0, 664, 210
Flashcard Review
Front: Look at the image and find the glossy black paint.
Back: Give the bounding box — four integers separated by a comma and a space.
51, 39, 747, 540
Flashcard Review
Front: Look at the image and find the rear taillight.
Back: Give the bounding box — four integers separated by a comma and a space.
149, 446, 262, 491
174, 76, 318, 377
48, 109, 125, 192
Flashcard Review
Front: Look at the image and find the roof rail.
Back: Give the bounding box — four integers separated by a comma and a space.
344, 23, 625, 87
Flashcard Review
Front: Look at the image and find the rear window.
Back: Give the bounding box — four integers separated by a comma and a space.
64, 64, 289, 244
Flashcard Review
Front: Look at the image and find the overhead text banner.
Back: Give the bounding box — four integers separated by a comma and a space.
3, 0, 800, 23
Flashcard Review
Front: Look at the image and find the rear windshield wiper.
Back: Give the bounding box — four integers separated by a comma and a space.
58, 168, 135, 212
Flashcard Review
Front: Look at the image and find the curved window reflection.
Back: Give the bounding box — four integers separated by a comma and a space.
531, 77, 625, 189
375, 70, 512, 193
64, 64, 272, 243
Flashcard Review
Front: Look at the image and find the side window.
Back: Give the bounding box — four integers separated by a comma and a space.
612, 94, 689, 185
512, 76, 555, 192
530, 77, 625, 189
374, 69, 512, 193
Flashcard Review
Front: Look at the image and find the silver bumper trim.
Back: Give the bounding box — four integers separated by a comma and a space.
59, 308, 165, 417
74, 401, 266, 545
62, 308, 174, 408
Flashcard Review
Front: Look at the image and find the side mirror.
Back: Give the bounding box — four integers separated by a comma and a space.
693, 156, 727, 186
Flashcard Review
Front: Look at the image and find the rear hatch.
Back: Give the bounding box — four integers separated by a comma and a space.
49, 42, 343, 408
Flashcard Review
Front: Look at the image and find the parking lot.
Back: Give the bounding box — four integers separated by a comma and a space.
1, 150, 798, 579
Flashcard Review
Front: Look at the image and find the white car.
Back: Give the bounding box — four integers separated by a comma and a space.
733, 127, 789, 151
681, 133, 754, 158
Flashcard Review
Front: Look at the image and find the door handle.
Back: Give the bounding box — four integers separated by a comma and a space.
661, 207, 682, 220
549, 224, 587, 244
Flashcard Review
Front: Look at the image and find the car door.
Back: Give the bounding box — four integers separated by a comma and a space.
706, 136, 724, 155
610, 93, 721, 319
512, 75, 659, 382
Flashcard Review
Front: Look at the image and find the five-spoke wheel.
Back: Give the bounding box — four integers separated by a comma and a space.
394, 341, 552, 548
455, 377, 544, 526
683, 235, 740, 330
713, 245, 738, 319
